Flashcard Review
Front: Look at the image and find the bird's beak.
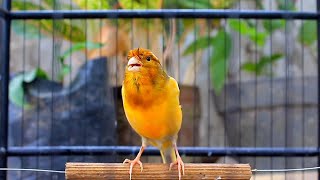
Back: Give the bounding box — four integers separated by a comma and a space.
127, 57, 142, 72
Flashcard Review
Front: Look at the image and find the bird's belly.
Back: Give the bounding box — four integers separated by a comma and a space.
124, 102, 182, 140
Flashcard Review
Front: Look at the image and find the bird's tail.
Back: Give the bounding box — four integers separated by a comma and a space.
160, 146, 176, 164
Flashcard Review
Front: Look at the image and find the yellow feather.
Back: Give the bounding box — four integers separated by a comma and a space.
122, 77, 182, 140
122, 48, 182, 163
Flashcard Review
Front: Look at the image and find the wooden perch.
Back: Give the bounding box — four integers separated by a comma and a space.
65, 163, 252, 180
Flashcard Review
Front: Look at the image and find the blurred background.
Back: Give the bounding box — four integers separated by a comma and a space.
1, 0, 319, 179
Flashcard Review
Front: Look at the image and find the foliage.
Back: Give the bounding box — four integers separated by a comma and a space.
228, 19, 286, 76
183, 36, 214, 56
58, 42, 103, 81
183, 30, 231, 94
210, 30, 232, 94
12, 1, 86, 42
9, 68, 48, 108
11, 0, 105, 108
59, 42, 104, 62
262, 20, 285, 33
182, 16, 286, 94
73, 0, 110, 9
299, 21, 317, 46
9, 41, 102, 108
119, 0, 162, 9
228, 19, 267, 46
11, 0, 310, 104
276, 0, 296, 10
241, 54, 283, 75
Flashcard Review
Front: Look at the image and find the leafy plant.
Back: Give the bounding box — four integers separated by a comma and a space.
210, 30, 232, 93
228, 16, 292, 76
276, 0, 296, 11
299, 20, 317, 46
12, 1, 86, 42
10, 0, 108, 108
9, 41, 102, 107
119, 0, 162, 9
59, 42, 104, 61
58, 42, 103, 81
73, 0, 111, 9
262, 19, 285, 33
241, 54, 283, 75
9, 68, 48, 108
228, 19, 267, 46
183, 29, 232, 94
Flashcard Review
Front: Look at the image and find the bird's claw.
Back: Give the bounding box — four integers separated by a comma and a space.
169, 156, 185, 180
123, 158, 143, 180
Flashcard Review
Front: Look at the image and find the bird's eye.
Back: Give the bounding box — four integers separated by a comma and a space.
146, 56, 151, 61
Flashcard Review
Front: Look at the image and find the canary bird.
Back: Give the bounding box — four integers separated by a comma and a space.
122, 48, 184, 180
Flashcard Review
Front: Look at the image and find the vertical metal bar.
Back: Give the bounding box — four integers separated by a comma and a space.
36, 0, 42, 178
317, 0, 320, 179
300, 1, 305, 179
0, 0, 11, 180
269, 2, 274, 180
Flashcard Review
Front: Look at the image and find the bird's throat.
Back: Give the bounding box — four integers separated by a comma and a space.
124, 70, 169, 107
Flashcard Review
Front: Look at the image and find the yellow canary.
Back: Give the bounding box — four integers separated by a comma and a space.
122, 48, 184, 180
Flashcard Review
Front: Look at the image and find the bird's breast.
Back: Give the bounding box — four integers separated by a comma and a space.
122, 79, 182, 140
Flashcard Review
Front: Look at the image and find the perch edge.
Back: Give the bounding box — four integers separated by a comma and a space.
65, 162, 252, 179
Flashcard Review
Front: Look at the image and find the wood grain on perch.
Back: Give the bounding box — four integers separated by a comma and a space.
65, 163, 252, 179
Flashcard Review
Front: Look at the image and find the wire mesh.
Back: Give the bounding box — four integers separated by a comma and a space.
0, 0, 319, 179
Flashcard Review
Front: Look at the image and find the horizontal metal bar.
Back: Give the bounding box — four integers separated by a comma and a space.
1, 146, 318, 157
8, 9, 320, 20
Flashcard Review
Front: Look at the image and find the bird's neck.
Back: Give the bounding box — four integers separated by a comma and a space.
123, 68, 169, 106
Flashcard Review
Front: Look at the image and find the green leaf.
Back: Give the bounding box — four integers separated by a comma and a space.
12, 1, 42, 10
13, 19, 86, 42
9, 68, 48, 108
119, 0, 162, 9
41, 19, 86, 42
184, 29, 232, 94
12, 1, 86, 42
276, 0, 296, 10
59, 42, 104, 62
241, 63, 257, 73
241, 53, 283, 75
35, 68, 49, 79
58, 64, 71, 81
12, 0, 71, 10
263, 20, 285, 33
12, 20, 42, 39
9, 75, 26, 108
73, 0, 110, 9
210, 0, 235, 9
183, 36, 213, 56
299, 21, 317, 46
210, 30, 232, 94
174, 0, 212, 9
228, 19, 267, 46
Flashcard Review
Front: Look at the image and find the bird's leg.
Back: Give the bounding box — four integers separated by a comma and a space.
123, 145, 145, 180
169, 143, 185, 180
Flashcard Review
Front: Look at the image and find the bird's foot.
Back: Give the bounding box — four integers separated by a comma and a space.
169, 156, 185, 180
123, 158, 143, 180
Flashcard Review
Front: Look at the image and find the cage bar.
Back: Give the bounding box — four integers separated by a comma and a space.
7, 10, 320, 20
317, 0, 320, 178
2, 146, 319, 157
0, 1, 11, 179
1, 1, 320, 179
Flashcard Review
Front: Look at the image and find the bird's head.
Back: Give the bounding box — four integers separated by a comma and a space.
126, 48, 161, 72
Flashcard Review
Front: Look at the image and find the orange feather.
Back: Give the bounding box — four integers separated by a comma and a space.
122, 47, 182, 162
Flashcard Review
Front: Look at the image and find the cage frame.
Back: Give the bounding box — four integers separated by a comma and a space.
1, 0, 320, 179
